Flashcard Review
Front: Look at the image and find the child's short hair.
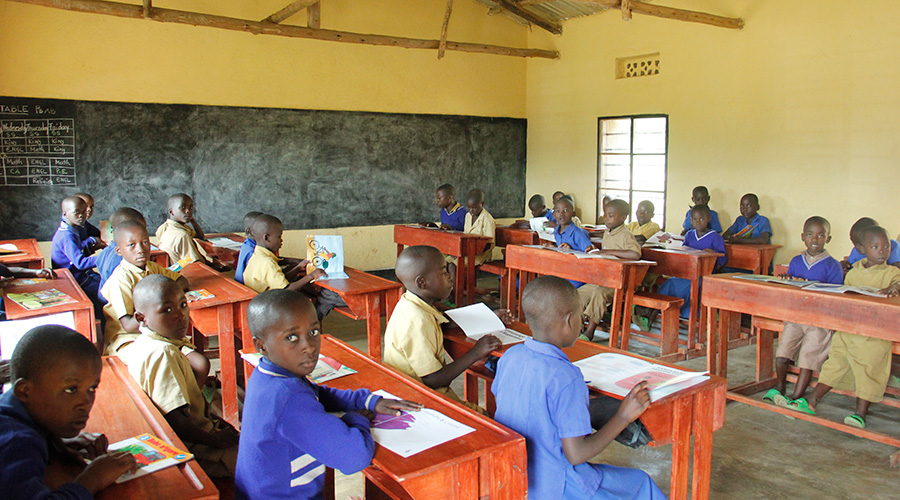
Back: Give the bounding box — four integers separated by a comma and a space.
692, 186, 709, 197
804, 216, 831, 233
637, 200, 654, 211
850, 217, 878, 244
10, 326, 99, 382
690, 204, 711, 218
606, 198, 630, 214
742, 193, 759, 204
110, 207, 145, 228
247, 289, 312, 340
251, 214, 283, 236
466, 189, 484, 205
522, 276, 579, 331
113, 219, 147, 242
437, 184, 455, 196
167, 193, 191, 210
859, 225, 888, 245
554, 195, 575, 210
133, 274, 180, 312
528, 194, 546, 209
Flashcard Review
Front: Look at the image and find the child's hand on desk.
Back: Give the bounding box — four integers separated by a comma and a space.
616, 381, 651, 423
37, 268, 57, 279
63, 432, 108, 460
494, 309, 513, 325
374, 398, 425, 417
308, 268, 327, 282
439, 223, 453, 231
0, 276, 13, 289
558, 243, 572, 250
76, 451, 138, 493
472, 335, 502, 360
879, 284, 900, 297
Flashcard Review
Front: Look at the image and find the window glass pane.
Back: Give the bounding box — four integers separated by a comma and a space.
602, 189, 632, 210
633, 117, 667, 154
632, 155, 666, 192
600, 118, 632, 153
632, 191, 666, 227
599, 154, 631, 191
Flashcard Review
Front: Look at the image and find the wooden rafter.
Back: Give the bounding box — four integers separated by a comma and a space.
7, 0, 559, 59
438, 0, 453, 59
263, 0, 320, 24
307, 2, 320, 29
518, 0, 743, 30
496, 0, 562, 34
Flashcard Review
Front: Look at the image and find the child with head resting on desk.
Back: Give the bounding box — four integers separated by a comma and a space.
570, 199, 642, 341
492, 276, 666, 500
792, 226, 900, 428
237, 289, 422, 499
384, 245, 504, 411
100, 221, 207, 388
722, 193, 772, 245
119, 275, 239, 477
0, 325, 138, 498
51, 196, 104, 318
95, 207, 146, 289
625, 200, 661, 245
680, 186, 722, 236
652, 205, 727, 322
155, 193, 229, 272
74, 192, 104, 248
0, 264, 56, 320
234, 210, 263, 284
764, 216, 844, 408
841, 217, 900, 272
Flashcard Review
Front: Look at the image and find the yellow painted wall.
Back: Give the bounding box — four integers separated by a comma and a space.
2, 0, 528, 269
527, 0, 900, 263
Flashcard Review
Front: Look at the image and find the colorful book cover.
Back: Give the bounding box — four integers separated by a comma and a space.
239, 352, 357, 384
185, 289, 215, 302
108, 433, 193, 483
306, 235, 349, 280
11, 278, 49, 285
6, 289, 77, 310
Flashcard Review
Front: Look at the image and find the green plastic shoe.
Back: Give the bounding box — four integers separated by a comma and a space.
786, 397, 816, 414
844, 414, 866, 429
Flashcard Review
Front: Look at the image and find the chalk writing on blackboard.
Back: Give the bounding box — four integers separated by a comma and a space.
1, 101, 76, 186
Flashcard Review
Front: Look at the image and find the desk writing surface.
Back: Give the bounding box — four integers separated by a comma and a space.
0, 238, 44, 268
1, 268, 96, 343
723, 243, 780, 274
505, 244, 653, 288
393, 224, 491, 256
316, 267, 401, 296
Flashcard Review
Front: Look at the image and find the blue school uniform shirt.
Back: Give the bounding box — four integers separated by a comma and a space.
0, 391, 93, 500
727, 214, 772, 242
95, 241, 120, 289
538, 208, 556, 223
75, 221, 101, 245
847, 239, 900, 265
554, 224, 593, 288
234, 237, 257, 284
492, 338, 600, 499
440, 203, 467, 232
236, 356, 381, 500
787, 252, 843, 284
50, 219, 98, 284
682, 207, 723, 233
684, 229, 727, 268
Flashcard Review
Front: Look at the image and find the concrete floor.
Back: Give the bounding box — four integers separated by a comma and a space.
258, 273, 900, 500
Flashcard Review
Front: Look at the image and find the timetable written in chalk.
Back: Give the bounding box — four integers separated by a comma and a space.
1, 97, 77, 187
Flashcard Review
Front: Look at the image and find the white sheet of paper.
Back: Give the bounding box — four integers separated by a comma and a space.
208, 237, 243, 251
444, 303, 526, 345
370, 390, 475, 458
529, 217, 556, 242
573, 352, 708, 402
0, 312, 75, 359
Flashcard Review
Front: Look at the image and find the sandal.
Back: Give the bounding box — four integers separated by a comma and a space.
763, 389, 789, 407
786, 397, 816, 414
844, 414, 866, 429
762, 388, 780, 402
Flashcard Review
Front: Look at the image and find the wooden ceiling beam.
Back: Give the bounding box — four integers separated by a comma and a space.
7, 0, 559, 59
574, 0, 743, 29
263, 0, 320, 24
496, 0, 562, 34
306, 2, 320, 29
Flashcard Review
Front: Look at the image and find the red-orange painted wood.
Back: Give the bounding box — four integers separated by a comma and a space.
0, 238, 44, 269
495, 227, 540, 247
1, 268, 96, 345
723, 243, 780, 275
201, 232, 245, 267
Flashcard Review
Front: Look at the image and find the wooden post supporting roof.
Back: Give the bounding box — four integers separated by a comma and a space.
8, 0, 559, 59
263, 0, 320, 24
438, 0, 454, 59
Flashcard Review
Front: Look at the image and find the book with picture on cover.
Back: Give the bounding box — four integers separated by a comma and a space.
6, 289, 77, 310
306, 235, 349, 280
106, 433, 193, 483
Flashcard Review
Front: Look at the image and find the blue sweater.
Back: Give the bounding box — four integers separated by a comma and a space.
0, 392, 92, 500
236, 357, 381, 500
50, 220, 97, 283
787, 253, 843, 284
234, 238, 257, 284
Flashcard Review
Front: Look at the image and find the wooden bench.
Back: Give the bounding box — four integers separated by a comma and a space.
625, 292, 684, 362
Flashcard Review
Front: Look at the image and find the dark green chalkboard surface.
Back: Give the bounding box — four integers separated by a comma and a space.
0, 96, 526, 240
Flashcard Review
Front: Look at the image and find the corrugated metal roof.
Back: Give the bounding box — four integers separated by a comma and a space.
473, 0, 613, 25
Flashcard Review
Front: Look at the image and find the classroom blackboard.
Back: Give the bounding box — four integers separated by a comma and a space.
0, 96, 526, 241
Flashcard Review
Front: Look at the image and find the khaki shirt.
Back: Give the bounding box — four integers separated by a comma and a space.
464, 209, 496, 265
601, 224, 642, 255
155, 219, 207, 264
243, 245, 289, 293
625, 221, 661, 240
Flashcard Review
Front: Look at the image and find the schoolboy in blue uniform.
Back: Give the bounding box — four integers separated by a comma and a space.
95, 207, 147, 289
51, 196, 103, 316
659, 205, 727, 319
722, 193, 773, 244
0, 325, 137, 499
234, 211, 262, 284
529, 194, 556, 222
492, 276, 666, 500
436, 184, 466, 231
843, 217, 900, 269
237, 290, 422, 499
74, 193, 104, 245
763, 216, 843, 407
680, 186, 722, 235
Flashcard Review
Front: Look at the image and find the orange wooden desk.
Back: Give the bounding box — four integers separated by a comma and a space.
46, 357, 218, 499
443, 324, 725, 500
495, 226, 540, 247
0, 238, 44, 269
150, 245, 169, 267
323, 335, 526, 500
641, 247, 723, 353
504, 245, 653, 350
179, 262, 255, 429
201, 233, 245, 267
702, 274, 900, 462
723, 243, 780, 274
1, 268, 97, 344
394, 225, 492, 307
314, 267, 402, 361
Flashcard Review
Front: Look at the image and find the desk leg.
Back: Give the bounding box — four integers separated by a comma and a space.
365, 293, 382, 361
465, 241, 477, 306
670, 397, 692, 500
717, 310, 734, 378
218, 304, 239, 429
620, 273, 639, 351
240, 301, 253, 387
691, 390, 716, 500
455, 254, 466, 308
609, 289, 624, 350
506, 269, 519, 320
706, 307, 718, 375
688, 279, 701, 350
757, 326, 776, 383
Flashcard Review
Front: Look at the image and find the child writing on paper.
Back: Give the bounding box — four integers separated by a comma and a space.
763, 216, 843, 407
840, 217, 900, 271
680, 186, 722, 236
492, 276, 666, 500
155, 193, 229, 271
0, 326, 138, 498
383, 245, 504, 411
792, 226, 900, 428
119, 275, 239, 477
722, 193, 772, 245
625, 200, 661, 245
236, 289, 422, 499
